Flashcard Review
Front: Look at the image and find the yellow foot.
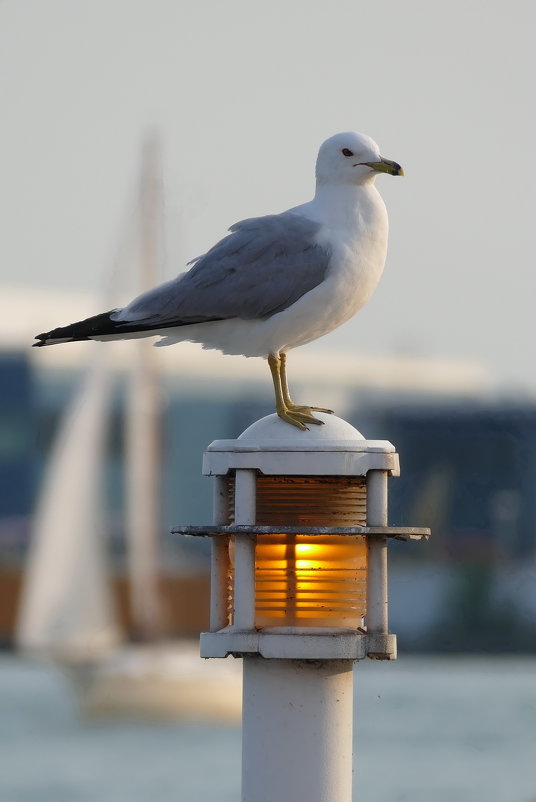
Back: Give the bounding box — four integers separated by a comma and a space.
277, 405, 326, 430
289, 404, 334, 415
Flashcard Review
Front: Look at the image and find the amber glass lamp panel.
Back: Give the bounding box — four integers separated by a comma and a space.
253, 476, 368, 629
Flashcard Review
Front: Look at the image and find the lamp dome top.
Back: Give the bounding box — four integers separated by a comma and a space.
237, 413, 365, 446
203, 413, 399, 476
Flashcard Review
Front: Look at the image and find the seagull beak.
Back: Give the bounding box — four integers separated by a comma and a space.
363, 157, 404, 176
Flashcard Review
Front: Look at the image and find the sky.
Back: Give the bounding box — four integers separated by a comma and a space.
1, 0, 535, 392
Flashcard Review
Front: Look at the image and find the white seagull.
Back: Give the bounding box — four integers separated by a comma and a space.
34, 132, 403, 429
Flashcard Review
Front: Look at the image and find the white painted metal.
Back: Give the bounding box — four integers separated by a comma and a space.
213, 474, 229, 524
200, 628, 368, 660
232, 470, 257, 630
210, 477, 230, 631
242, 657, 354, 802
203, 414, 399, 478
366, 470, 389, 636
205, 447, 398, 477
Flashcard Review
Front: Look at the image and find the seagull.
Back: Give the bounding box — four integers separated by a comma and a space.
34, 131, 403, 429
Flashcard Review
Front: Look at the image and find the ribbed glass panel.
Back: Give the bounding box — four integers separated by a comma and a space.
225, 475, 368, 629
255, 476, 367, 628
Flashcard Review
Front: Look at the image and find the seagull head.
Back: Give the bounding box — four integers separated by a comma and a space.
315, 131, 403, 186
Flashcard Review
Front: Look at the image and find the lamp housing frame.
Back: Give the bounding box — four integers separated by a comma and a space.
172, 414, 429, 661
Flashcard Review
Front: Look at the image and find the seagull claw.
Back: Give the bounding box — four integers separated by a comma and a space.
291, 404, 334, 415
276, 404, 325, 430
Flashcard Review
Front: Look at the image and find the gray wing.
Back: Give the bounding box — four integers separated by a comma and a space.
113, 213, 331, 328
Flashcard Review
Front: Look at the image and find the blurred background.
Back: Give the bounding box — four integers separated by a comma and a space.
1, 1, 536, 801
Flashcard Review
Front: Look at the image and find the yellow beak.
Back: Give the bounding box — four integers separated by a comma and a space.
364, 157, 404, 176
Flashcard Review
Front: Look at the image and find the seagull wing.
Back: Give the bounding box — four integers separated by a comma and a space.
113, 213, 331, 328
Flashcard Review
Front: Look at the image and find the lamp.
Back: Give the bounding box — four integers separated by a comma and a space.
173, 413, 429, 657
172, 413, 429, 802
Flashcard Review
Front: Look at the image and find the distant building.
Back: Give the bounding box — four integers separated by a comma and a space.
0, 352, 34, 519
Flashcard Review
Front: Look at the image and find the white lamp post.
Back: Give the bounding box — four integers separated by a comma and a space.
173, 413, 429, 802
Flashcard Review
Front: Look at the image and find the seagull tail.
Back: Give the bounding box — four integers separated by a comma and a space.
33, 309, 126, 347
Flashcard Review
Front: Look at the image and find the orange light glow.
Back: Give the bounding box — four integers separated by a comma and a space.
254, 534, 367, 629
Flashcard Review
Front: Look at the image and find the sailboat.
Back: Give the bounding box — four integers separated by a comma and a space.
16, 135, 242, 721
16, 352, 121, 664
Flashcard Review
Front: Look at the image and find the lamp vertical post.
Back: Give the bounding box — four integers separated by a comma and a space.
173, 413, 429, 802
233, 470, 256, 631
209, 476, 230, 632
366, 470, 389, 653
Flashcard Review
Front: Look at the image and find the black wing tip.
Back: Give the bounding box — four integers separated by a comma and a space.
31, 310, 120, 348
32, 333, 67, 347
31, 308, 173, 349
32, 330, 81, 347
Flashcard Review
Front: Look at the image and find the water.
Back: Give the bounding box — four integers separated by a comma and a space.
1, 654, 535, 802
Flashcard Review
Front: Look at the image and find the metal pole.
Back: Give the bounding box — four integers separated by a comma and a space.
242, 657, 354, 802
366, 470, 388, 634
233, 469, 256, 630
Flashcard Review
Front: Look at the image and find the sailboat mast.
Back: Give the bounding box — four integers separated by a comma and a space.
125, 134, 166, 640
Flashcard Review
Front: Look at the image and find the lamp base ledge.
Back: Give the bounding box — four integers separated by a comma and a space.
200, 629, 380, 660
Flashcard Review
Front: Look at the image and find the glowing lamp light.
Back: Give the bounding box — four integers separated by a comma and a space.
227, 474, 368, 629
254, 533, 367, 628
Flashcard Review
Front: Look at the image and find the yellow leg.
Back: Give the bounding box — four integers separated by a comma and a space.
268, 353, 324, 430
280, 353, 334, 416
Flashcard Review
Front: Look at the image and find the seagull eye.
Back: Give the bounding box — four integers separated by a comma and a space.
341, 148, 354, 157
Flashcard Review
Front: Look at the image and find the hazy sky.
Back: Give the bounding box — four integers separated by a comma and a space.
1, 1, 535, 390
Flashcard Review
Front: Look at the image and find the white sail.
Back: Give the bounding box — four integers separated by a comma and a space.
16, 352, 122, 661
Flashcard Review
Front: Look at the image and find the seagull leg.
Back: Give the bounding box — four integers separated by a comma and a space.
280, 352, 334, 416
268, 353, 323, 430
